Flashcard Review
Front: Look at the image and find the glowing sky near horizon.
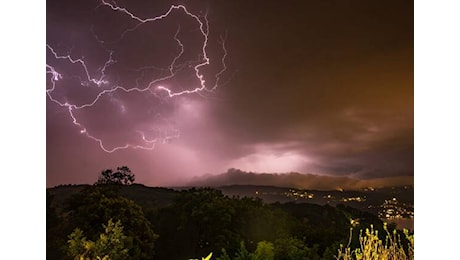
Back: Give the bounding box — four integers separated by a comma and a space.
47, 0, 413, 187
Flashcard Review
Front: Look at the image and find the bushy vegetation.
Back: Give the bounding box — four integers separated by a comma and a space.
47, 167, 413, 260
197, 225, 414, 260
336, 224, 413, 260
67, 219, 129, 260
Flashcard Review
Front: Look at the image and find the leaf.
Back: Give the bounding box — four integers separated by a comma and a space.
203, 252, 213, 260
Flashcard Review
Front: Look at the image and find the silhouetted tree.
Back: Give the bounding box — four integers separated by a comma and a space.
95, 166, 135, 185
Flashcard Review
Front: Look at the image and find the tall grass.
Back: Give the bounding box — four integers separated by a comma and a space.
336, 224, 414, 260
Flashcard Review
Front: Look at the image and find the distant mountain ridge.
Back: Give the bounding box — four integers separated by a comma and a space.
188, 168, 413, 191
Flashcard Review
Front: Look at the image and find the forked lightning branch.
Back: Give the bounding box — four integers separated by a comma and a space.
46, 0, 227, 153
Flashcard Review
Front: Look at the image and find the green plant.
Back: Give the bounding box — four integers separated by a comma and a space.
336, 224, 414, 260
253, 241, 275, 260
67, 219, 130, 260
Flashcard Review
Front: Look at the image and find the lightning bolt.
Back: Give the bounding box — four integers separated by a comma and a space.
46, 1, 228, 153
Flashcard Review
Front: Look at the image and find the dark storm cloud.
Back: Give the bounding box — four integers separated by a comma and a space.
202, 0, 413, 178
47, 0, 413, 186
189, 169, 414, 191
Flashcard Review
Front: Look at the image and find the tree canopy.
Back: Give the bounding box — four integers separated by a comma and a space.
95, 166, 135, 185
65, 186, 158, 259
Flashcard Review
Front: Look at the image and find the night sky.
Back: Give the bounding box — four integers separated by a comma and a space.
46, 0, 413, 187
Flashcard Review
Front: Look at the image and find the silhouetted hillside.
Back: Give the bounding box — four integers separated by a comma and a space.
48, 183, 177, 210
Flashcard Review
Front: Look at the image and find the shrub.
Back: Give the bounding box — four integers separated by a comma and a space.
336, 224, 414, 260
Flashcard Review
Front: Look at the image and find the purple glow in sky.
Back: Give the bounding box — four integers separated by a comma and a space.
47, 0, 413, 188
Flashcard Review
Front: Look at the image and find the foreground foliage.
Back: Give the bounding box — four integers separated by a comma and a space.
66, 187, 158, 259
336, 224, 414, 260
67, 219, 129, 260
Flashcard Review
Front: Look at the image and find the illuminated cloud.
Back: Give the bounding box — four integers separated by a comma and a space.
47, 0, 413, 187
225, 144, 311, 173
189, 169, 414, 190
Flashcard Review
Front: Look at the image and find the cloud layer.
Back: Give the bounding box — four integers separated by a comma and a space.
189, 169, 414, 191
47, 0, 413, 187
